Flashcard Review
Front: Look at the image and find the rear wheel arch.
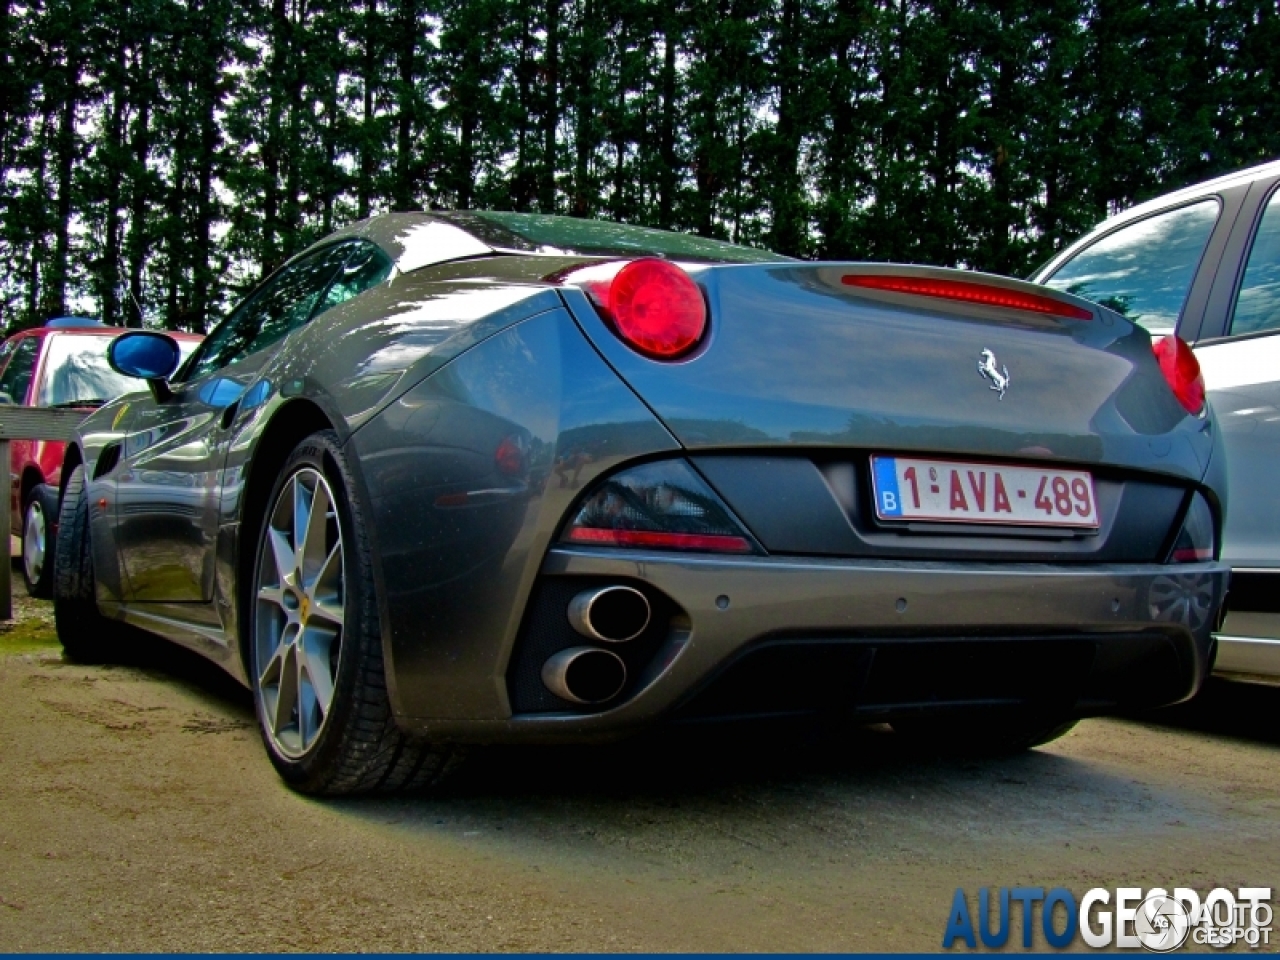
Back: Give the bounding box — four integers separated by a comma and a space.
19, 465, 43, 504
59, 444, 84, 498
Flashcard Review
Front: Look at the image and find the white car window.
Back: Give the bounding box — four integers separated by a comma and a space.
1044, 200, 1219, 336
37, 334, 199, 407
1231, 189, 1280, 337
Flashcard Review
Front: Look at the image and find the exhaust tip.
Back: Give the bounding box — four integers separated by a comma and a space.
542, 647, 628, 704
568, 585, 651, 644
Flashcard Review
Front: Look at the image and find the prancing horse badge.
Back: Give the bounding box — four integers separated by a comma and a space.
977, 348, 1010, 399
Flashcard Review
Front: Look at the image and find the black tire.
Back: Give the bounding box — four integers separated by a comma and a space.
21, 482, 59, 597
249, 430, 459, 795
891, 711, 1079, 757
53, 465, 121, 661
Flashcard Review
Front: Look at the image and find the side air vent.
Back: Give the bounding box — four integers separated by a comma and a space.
93, 443, 121, 480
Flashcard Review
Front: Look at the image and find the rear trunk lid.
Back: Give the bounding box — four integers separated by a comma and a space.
561, 263, 1213, 484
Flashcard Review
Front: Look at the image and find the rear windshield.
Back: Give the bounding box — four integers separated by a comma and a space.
434, 211, 789, 264
37, 334, 198, 407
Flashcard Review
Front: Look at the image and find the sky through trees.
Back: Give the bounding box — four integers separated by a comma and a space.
2, 0, 1277, 332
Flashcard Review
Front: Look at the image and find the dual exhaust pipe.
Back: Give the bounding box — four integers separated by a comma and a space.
542, 586, 651, 705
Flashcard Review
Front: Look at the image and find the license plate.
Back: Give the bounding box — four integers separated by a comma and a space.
870, 456, 1099, 529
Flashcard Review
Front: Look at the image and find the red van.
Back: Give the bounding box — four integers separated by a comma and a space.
0, 321, 202, 596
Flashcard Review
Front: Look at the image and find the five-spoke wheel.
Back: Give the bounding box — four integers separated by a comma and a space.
254, 466, 345, 758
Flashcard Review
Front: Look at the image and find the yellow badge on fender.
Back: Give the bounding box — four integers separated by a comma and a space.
112, 403, 130, 429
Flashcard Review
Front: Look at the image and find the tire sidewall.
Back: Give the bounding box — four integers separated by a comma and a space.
249, 432, 371, 790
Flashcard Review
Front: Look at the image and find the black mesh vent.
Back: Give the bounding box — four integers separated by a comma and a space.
507, 576, 683, 714
672, 633, 1185, 723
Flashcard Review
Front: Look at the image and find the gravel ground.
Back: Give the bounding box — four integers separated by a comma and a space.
0, 591, 1277, 952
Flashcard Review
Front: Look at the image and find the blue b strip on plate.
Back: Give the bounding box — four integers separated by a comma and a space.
872, 456, 903, 517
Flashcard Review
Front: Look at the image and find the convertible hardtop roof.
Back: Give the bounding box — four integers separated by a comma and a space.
433, 210, 790, 264
315, 209, 791, 274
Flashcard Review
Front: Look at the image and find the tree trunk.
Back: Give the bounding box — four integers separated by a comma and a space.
99, 68, 126, 327
393, 0, 418, 210
42, 39, 80, 319
538, 0, 560, 212
22, 111, 53, 326
165, 108, 189, 331
358, 0, 378, 220
657, 20, 677, 228
261, 0, 290, 274
0, 0, 15, 173
192, 6, 220, 333
769, 0, 803, 255
125, 37, 152, 329
571, 0, 594, 217
512, 0, 534, 210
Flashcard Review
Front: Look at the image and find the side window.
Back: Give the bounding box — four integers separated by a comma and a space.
312, 243, 392, 319
185, 243, 355, 379
1044, 199, 1220, 336
0, 339, 16, 371
0, 338, 40, 405
1229, 189, 1280, 337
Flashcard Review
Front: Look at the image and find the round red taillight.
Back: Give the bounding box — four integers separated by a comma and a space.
606, 259, 707, 359
1152, 334, 1205, 415
494, 435, 526, 475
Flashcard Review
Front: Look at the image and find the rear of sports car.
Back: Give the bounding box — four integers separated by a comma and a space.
352, 249, 1228, 751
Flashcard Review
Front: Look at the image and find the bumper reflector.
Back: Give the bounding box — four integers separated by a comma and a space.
563, 459, 757, 554
567, 528, 752, 553
1168, 492, 1216, 563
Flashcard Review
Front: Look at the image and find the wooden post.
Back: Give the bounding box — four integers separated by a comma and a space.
0, 406, 92, 621
0, 437, 8, 621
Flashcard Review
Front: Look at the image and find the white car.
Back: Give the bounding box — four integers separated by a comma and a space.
1032, 160, 1280, 680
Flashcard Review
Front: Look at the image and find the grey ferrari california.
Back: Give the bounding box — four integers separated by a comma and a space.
52, 211, 1229, 794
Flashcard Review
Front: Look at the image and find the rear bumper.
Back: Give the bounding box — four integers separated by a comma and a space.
398, 548, 1227, 742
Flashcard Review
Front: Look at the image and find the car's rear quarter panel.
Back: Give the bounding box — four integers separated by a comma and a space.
347, 306, 679, 724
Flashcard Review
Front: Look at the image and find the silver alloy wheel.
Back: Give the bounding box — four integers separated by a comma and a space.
254, 466, 345, 759
23, 499, 46, 586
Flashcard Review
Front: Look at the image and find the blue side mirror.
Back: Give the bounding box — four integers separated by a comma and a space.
108, 331, 182, 380
108, 331, 182, 401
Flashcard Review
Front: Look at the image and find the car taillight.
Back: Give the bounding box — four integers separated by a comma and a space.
494, 434, 527, 476
563, 460, 755, 554
841, 274, 1095, 321
1152, 334, 1206, 416
1167, 493, 1215, 563
554, 258, 708, 359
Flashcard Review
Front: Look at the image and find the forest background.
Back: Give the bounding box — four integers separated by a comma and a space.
2, 0, 1278, 332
